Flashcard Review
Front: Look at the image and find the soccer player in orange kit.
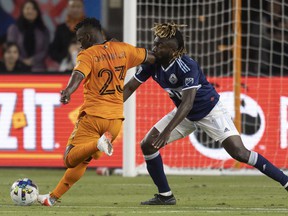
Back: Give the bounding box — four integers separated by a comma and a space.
38, 17, 155, 206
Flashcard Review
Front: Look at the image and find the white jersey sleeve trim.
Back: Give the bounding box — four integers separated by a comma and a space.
182, 84, 202, 91
133, 74, 145, 83
176, 59, 190, 73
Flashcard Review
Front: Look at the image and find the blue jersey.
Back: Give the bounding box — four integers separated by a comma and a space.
134, 55, 220, 121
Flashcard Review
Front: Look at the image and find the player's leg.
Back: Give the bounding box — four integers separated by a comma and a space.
38, 160, 90, 206
38, 117, 122, 206
141, 109, 196, 205
222, 135, 288, 190
92, 118, 122, 160
64, 115, 118, 168
140, 127, 176, 205
198, 101, 288, 191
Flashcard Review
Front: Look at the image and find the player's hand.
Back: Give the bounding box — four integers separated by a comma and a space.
152, 131, 170, 149
60, 89, 71, 104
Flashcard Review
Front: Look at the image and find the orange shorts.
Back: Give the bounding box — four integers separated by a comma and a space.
67, 112, 123, 160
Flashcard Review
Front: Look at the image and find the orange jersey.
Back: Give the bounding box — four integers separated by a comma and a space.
73, 40, 147, 119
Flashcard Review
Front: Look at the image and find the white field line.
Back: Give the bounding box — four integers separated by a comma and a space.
1, 205, 288, 213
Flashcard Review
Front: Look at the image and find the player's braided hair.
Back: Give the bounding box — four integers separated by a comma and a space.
152, 22, 187, 59
74, 17, 102, 32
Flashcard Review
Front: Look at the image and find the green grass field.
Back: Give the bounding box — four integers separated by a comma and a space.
0, 168, 287, 216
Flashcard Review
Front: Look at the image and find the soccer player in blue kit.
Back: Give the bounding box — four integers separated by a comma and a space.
124, 22, 288, 205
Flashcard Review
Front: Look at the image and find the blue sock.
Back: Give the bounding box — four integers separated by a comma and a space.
145, 152, 171, 193
248, 151, 288, 187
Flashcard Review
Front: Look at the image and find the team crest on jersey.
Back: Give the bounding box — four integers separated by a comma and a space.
185, 77, 194, 86
169, 74, 178, 84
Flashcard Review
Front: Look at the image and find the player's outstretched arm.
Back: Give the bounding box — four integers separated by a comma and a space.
144, 51, 156, 64
60, 70, 84, 104
152, 88, 197, 149
123, 77, 142, 102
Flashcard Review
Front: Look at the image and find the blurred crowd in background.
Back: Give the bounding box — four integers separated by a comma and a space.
0, 0, 100, 73
0, 0, 287, 76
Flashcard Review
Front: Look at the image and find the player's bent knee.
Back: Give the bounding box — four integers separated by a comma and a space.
140, 140, 156, 155
64, 157, 76, 168
64, 155, 76, 168
140, 140, 148, 153
231, 149, 250, 163
222, 136, 250, 163
63, 144, 75, 168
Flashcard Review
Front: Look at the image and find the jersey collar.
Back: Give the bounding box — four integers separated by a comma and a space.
161, 60, 176, 72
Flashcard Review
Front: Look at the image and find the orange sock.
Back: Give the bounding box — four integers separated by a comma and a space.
65, 141, 98, 168
51, 161, 89, 199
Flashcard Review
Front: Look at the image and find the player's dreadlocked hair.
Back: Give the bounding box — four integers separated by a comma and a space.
152, 22, 187, 59
74, 17, 102, 32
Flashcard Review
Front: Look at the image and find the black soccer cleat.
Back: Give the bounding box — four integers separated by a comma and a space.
284, 182, 288, 191
140, 194, 176, 205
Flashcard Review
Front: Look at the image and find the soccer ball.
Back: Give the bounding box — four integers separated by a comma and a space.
10, 178, 39, 206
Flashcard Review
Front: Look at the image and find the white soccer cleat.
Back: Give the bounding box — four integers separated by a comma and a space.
97, 131, 113, 156
37, 194, 56, 206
